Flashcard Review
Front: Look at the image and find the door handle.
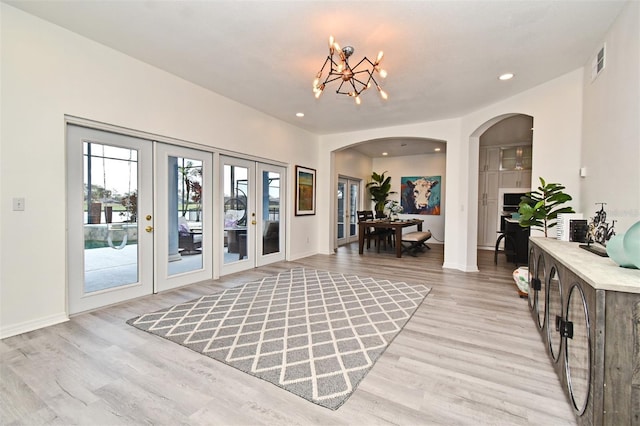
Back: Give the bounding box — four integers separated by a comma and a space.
145, 226, 153, 233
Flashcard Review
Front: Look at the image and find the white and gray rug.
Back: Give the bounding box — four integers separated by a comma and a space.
127, 268, 430, 410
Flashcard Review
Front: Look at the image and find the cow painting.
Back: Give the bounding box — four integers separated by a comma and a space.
401, 176, 441, 215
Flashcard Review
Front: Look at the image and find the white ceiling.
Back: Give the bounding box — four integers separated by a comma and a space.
6, 0, 627, 137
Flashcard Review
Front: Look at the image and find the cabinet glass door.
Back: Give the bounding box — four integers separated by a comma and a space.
527, 248, 536, 311
535, 254, 546, 329
565, 283, 591, 414
547, 266, 563, 362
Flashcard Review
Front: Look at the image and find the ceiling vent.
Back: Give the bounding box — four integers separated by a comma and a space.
591, 44, 606, 82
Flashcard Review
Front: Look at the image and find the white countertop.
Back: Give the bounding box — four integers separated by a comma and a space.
530, 237, 640, 293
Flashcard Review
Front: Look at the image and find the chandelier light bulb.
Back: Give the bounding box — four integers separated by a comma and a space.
378, 69, 388, 78
376, 51, 384, 64
377, 86, 388, 100
355, 96, 361, 105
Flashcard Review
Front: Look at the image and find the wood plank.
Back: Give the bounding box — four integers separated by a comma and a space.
0, 245, 576, 424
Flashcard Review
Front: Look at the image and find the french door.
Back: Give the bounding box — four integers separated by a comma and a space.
220, 156, 286, 275
154, 144, 213, 292
337, 177, 360, 246
67, 125, 154, 314
67, 124, 213, 314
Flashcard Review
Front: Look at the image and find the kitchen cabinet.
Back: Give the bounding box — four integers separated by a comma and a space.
479, 147, 500, 172
499, 169, 531, 188
500, 145, 532, 170
477, 169, 499, 247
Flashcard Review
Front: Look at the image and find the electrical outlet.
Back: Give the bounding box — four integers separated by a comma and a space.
13, 197, 25, 211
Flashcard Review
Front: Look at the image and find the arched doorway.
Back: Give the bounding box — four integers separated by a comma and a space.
468, 113, 534, 268
333, 137, 447, 252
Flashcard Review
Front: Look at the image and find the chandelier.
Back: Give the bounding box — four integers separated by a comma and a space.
312, 36, 388, 105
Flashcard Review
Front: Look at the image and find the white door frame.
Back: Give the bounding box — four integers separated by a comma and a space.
256, 163, 286, 266
337, 176, 361, 246
220, 157, 286, 275
67, 125, 154, 314
154, 143, 213, 292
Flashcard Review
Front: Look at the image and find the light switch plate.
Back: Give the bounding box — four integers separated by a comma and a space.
13, 197, 25, 211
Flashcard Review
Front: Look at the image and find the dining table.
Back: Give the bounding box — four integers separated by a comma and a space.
358, 218, 424, 258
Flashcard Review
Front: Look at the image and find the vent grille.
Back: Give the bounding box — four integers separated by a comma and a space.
591, 44, 606, 82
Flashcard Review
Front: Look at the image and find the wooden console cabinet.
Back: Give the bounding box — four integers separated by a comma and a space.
528, 237, 640, 425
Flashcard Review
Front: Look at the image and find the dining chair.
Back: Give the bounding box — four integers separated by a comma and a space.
357, 210, 392, 252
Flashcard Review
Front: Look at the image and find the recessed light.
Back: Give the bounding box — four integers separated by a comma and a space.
296, 112, 304, 117
434, 148, 441, 152
499, 73, 514, 81
382, 152, 388, 156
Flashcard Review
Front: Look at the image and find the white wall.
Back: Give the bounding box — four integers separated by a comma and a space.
318, 119, 465, 269
461, 69, 584, 269
371, 154, 446, 243
0, 5, 320, 337
3, 2, 638, 338
581, 0, 640, 234
320, 69, 585, 271
335, 149, 372, 187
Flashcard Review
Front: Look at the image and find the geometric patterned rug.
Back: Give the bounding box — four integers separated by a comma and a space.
127, 268, 430, 410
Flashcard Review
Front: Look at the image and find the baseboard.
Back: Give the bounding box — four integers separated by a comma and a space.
442, 262, 479, 272
289, 250, 318, 261
0, 312, 68, 340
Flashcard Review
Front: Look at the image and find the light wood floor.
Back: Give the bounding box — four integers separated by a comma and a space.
1, 244, 577, 425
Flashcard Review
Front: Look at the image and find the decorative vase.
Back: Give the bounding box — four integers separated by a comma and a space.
606, 234, 637, 269
623, 220, 640, 269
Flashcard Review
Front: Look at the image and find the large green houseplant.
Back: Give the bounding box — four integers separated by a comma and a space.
518, 177, 575, 237
366, 171, 396, 216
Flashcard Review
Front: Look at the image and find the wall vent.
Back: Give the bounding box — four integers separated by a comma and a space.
591, 44, 606, 82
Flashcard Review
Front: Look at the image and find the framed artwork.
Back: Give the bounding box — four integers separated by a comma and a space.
295, 165, 316, 216
400, 175, 441, 215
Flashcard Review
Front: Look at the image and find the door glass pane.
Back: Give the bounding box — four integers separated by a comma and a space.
83, 142, 138, 293
169, 157, 203, 275
262, 170, 280, 255
349, 183, 358, 237
536, 255, 546, 329
547, 267, 562, 361
337, 182, 345, 239
565, 284, 591, 414
224, 165, 248, 264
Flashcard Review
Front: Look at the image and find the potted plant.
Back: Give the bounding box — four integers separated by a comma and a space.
366, 171, 396, 217
518, 177, 575, 237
